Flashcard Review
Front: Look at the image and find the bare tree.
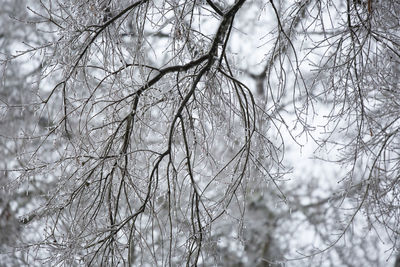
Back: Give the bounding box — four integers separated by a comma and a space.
1, 0, 399, 266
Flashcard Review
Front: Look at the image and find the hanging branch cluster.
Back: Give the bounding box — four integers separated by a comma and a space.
1, 0, 399, 266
